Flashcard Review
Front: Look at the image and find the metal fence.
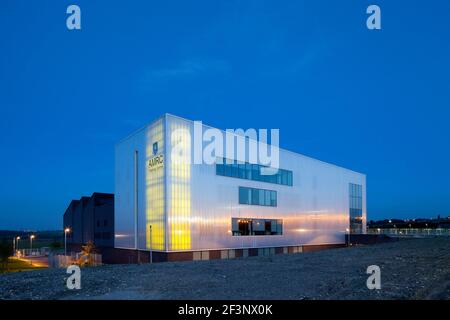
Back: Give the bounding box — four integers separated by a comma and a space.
48, 252, 102, 268
14, 247, 51, 258
19, 247, 51, 257
48, 254, 72, 268
367, 228, 450, 237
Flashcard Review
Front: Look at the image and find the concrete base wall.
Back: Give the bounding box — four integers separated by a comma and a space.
102, 243, 345, 264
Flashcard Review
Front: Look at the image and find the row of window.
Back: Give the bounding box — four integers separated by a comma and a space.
349, 196, 363, 210
349, 183, 363, 233
349, 184, 362, 206
350, 217, 363, 234
350, 208, 363, 218
349, 183, 363, 198
231, 218, 283, 236
239, 187, 277, 207
216, 158, 293, 186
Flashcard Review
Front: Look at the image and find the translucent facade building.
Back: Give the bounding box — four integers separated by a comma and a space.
115, 114, 366, 261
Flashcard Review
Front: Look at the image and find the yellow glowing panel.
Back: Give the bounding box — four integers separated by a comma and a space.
145, 120, 165, 250
169, 122, 191, 250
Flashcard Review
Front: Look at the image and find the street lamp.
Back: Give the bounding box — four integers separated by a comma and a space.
29, 235, 36, 265
64, 228, 71, 256
16, 236, 21, 257
345, 228, 350, 246
30, 235, 35, 252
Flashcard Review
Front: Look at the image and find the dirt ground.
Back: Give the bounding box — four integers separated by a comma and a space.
1, 237, 449, 300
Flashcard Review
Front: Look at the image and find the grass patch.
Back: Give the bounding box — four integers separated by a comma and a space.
0, 258, 46, 274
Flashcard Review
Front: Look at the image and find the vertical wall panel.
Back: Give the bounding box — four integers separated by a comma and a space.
145, 119, 165, 250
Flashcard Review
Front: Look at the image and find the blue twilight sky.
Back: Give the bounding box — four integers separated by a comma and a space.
1, 1, 450, 230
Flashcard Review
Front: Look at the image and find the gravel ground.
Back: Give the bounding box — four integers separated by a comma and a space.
1, 237, 449, 300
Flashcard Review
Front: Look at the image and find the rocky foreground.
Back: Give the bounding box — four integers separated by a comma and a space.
1, 237, 449, 300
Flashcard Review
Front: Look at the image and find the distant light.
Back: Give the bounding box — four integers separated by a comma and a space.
114, 234, 128, 238
30, 235, 35, 239
389, 220, 392, 223
65, 228, 71, 233
16, 236, 20, 240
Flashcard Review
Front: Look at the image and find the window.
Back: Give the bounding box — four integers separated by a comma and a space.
238, 163, 246, 179
239, 187, 277, 207
231, 218, 283, 236
232, 163, 239, 177
238, 219, 251, 236
216, 158, 293, 186
281, 170, 288, 185
264, 190, 270, 206
349, 183, 363, 234
251, 188, 259, 204
224, 162, 232, 176
287, 171, 293, 186
239, 187, 250, 205
216, 162, 224, 175
270, 191, 277, 206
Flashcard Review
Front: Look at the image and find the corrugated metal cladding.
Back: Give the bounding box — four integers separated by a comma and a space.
115, 114, 366, 252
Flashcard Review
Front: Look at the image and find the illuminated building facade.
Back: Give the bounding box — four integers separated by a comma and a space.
114, 114, 366, 261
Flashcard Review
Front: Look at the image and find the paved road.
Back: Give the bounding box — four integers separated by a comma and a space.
17, 256, 49, 268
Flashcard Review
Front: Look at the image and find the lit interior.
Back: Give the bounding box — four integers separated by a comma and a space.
169, 122, 191, 250
146, 119, 165, 250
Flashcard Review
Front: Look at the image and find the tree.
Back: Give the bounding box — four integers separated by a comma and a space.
0, 240, 12, 273
77, 241, 96, 266
49, 239, 62, 251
